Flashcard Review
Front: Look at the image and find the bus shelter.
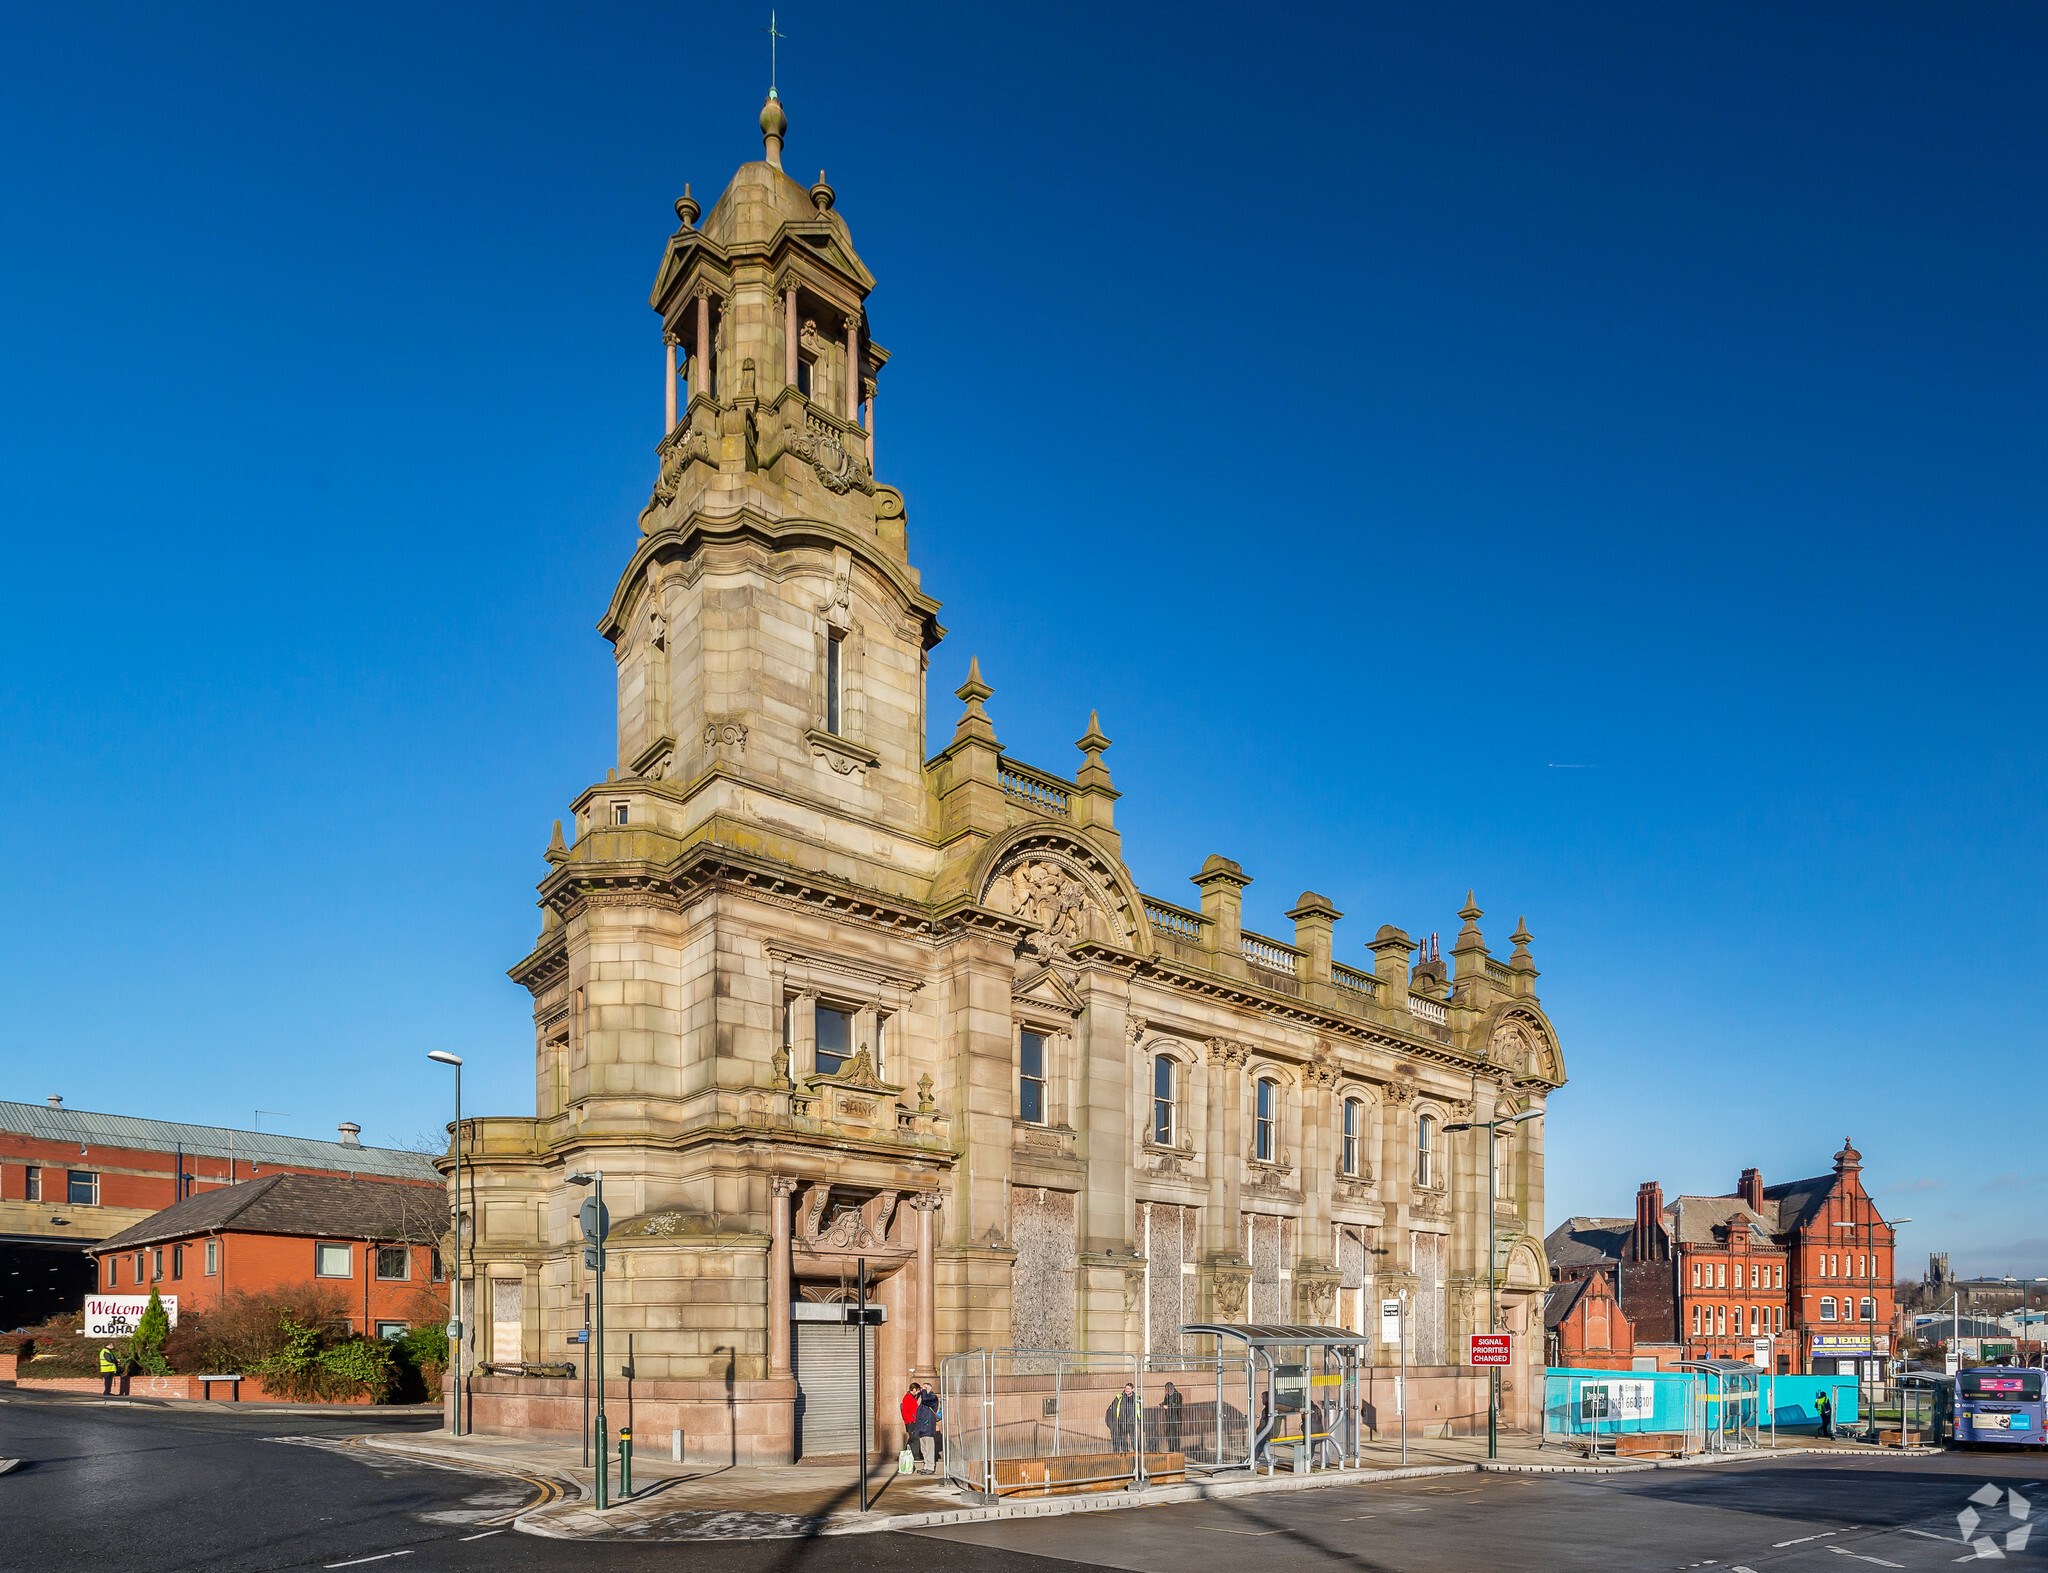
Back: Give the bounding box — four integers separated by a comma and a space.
1680, 1359, 1765, 1452
1178, 1323, 1371, 1476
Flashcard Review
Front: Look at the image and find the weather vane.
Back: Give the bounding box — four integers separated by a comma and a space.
764, 9, 788, 95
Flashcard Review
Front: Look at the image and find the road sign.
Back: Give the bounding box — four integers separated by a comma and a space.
1469, 1333, 1512, 1366
583, 1245, 605, 1271
85, 1295, 178, 1337
579, 1198, 610, 1243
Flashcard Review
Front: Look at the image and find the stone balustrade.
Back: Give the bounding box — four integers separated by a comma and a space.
998, 759, 1070, 816
1241, 932, 1299, 976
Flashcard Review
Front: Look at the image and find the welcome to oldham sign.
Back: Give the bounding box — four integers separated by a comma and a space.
84, 1295, 179, 1337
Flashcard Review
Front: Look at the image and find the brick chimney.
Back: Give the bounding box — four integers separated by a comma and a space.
1633, 1180, 1665, 1262
1738, 1167, 1764, 1210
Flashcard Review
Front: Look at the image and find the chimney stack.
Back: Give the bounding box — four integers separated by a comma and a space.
337, 1122, 362, 1148
1633, 1180, 1665, 1261
1738, 1167, 1764, 1210
47, 1095, 62, 1108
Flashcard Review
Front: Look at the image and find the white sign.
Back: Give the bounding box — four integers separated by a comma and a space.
1753, 1337, 1771, 1367
1380, 1299, 1402, 1346
85, 1295, 178, 1338
1612, 1380, 1654, 1420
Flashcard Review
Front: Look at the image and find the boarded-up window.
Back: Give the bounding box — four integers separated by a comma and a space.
1412, 1233, 1447, 1365
1011, 1188, 1075, 1350
1146, 1203, 1196, 1354
1242, 1214, 1292, 1325
491, 1278, 524, 1366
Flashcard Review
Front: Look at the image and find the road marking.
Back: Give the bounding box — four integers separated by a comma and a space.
1776, 1532, 1840, 1546
1339, 1515, 1376, 1522
1208, 1528, 1284, 1536
1902, 1530, 1957, 1543
324, 1556, 413, 1570
1826, 1550, 1901, 1569
459, 1529, 505, 1541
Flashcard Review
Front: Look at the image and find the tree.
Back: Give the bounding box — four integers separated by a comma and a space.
133, 1285, 171, 1374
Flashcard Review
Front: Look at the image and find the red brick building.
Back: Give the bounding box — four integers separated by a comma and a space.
1547, 1139, 1899, 1376
0, 1097, 437, 1328
1544, 1266, 1639, 1370
91, 1173, 448, 1340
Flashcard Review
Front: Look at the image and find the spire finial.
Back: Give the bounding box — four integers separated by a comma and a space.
950, 658, 997, 747
760, 90, 788, 171
763, 9, 788, 95
674, 183, 699, 229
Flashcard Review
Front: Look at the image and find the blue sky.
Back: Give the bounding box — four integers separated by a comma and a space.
2, 4, 2042, 1276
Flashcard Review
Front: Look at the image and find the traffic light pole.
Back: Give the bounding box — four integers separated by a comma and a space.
593, 1170, 607, 1512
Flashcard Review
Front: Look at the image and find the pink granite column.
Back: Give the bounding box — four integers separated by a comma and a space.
696, 289, 712, 403
770, 1175, 796, 1377
784, 281, 799, 392
664, 333, 679, 432
844, 313, 860, 423
912, 1191, 939, 1375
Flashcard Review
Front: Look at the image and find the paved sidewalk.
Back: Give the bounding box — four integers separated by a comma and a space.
360, 1428, 1932, 1542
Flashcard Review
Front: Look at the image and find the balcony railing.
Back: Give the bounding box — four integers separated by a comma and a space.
1408, 994, 1448, 1025
1333, 963, 1379, 1003
998, 760, 1070, 817
1144, 897, 1205, 943
1242, 934, 1299, 976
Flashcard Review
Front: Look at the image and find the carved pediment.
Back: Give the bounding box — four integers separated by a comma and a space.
1012, 964, 1085, 1016
807, 1046, 894, 1095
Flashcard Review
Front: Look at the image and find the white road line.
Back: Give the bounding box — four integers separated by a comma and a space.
459, 1529, 505, 1541
1901, 1529, 1957, 1543
1825, 1550, 1902, 1569
324, 1555, 414, 1570
1208, 1528, 1283, 1536
1776, 1532, 1840, 1546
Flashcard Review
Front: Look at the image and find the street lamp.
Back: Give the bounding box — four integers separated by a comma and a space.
1833, 1213, 1909, 1440
1443, 1105, 1542, 1460
2001, 1277, 2044, 1367
427, 1050, 464, 1437
568, 1169, 608, 1510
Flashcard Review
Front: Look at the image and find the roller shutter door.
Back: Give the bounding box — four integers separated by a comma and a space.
793, 1322, 873, 1458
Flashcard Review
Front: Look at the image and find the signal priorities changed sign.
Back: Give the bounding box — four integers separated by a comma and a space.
1469, 1333, 1512, 1367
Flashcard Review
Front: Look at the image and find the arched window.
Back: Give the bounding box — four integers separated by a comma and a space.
1819, 1296, 1837, 1322
1692, 1260, 1701, 1288
1342, 1099, 1362, 1176
1153, 1055, 1176, 1146
1018, 1029, 1047, 1124
1255, 1078, 1276, 1163
1859, 1296, 1876, 1322
1691, 1304, 1701, 1335
1416, 1114, 1435, 1186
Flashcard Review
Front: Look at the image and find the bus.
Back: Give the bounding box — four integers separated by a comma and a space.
1956, 1366, 2045, 1448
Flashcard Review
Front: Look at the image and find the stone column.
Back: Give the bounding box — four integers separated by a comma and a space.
844, 313, 861, 423
695, 289, 712, 403
912, 1191, 940, 1375
863, 377, 876, 467
784, 281, 799, 391
769, 1175, 796, 1377
664, 334, 679, 432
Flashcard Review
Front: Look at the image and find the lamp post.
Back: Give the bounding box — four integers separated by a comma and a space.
2001, 1277, 2044, 1368
427, 1050, 464, 1437
1443, 1106, 1541, 1460
568, 1170, 607, 1509
1833, 1213, 1909, 1440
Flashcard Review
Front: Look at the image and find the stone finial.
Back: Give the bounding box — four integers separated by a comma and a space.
1192, 853, 1251, 892
810, 170, 836, 213
545, 819, 569, 866
1509, 915, 1535, 972
1285, 891, 1342, 921
950, 657, 997, 746
760, 91, 787, 170
674, 184, 699, 228
1075, 709, 1112, 764
1833, 1136, 1862, 1173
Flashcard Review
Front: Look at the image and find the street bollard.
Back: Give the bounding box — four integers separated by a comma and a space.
619, 1426, 632, 1500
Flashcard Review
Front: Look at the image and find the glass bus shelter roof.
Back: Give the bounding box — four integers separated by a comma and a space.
1178, 1323, 1375, 1347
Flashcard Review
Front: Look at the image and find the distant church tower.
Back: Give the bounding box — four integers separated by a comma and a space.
453, 91, 1566, 1466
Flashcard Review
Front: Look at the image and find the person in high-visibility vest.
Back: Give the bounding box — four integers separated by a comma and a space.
98, 1346, 118, 1396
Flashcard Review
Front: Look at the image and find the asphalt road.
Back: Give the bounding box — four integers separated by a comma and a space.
3, 1390, 2043, 1573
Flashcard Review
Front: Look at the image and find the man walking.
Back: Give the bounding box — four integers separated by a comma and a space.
912, 1383, 941, 1473
1106, 1382, 1139, 1456
98, 1346, 118, 1396
1160, 1381, 1184, 1455
1817, 1389, 1834, 1440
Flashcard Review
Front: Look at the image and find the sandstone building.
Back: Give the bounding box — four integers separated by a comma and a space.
450, 92, 1568, 1462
